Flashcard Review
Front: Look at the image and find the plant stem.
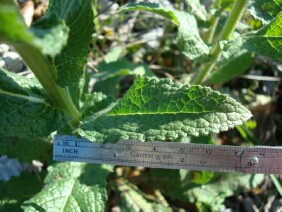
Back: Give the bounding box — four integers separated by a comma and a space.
14, 44, 81, 123
93, 0, 101, 34
204, 0, 221, 44
192, 0, 249, 85
270, 175, 282, 196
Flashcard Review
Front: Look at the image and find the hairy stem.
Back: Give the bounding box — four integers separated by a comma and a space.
14, 44, 81, 123
193, 0, 249, 85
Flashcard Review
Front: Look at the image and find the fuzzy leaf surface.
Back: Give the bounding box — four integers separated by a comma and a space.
248, 0, 282, 24
118, 2, 209, 61
0, 69, 69, 138
79, 77, 252, 142
0, 0, 68, 57
184, 0, 208, 22
81, 92, 116, 118
46, 0, 94, 86
234, 12, 282, 60
209, 46, 253, 84
0, 137, 52, 163
22, 163, 113, 212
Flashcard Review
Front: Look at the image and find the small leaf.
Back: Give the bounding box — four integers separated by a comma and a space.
0, 69, 69, 138
184, 173, 264, 211
118, 2, 209, 61
104, 46, 126, 63
232, 12, 282, 60
93, 59, 132, 96
79, 77, 252, 142
81, 92, 116, 118
0, 137, 52, 163
184, 0, 208, 22
139, 169, 264, 211
93, 58, 154, 97
0, 0, 68, 57
22, 163, 113, 211
31, 13, 69, 57
46, 0, 94, 86
116, 179, 172, 211
209, 45, 253, 84
248, 0, 282, 24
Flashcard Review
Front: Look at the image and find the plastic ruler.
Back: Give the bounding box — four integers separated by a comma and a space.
53, 135, 282, 174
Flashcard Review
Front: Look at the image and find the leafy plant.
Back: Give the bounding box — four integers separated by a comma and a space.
0, 0, 281, 210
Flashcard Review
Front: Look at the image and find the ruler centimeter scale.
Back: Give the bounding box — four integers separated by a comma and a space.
53, 135, 282, 174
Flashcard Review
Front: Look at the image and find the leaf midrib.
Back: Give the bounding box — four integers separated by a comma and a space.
107, 111, 214, 116
0, 88, 51, 106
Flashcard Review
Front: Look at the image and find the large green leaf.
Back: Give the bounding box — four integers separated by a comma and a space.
78, 77, 251, 142
0, 137, 52, 163
248, 0, 282, 24
0, 171, 46, 212
0, 69, 69, 138
0, 0, 68, 57
118, 2, 209, 61
209, 45, 253, 84
233, 12, 282, 60
22, 163, 112, 211
46, 0, 94, 86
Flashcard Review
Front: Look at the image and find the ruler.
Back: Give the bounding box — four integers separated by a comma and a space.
53, 135, 282, 174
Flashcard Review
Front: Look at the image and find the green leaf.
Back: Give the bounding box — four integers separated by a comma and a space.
81, 92, 116, 118
93, 59, 132, 96
0, 69, 69, 138
139, 169, 264, 211
115, 179, 172, 211
180, 170, 214, 185
103, 46, 127, 63
0, 171, 46, 212
184, 0, 208, 22
209, 45, 253, 84
248, 0, 282, 24
31, 13, 69, 57
22, 163, 113, 211
0, 137, 52, 163
0, 0, 68, 57
46, 0, 94, 86
233, 12, 282, 60
68, 68, 89, 109
118, 2, 209, 61
184, 173, 264, 211
79, 76, 252, 142
93, 58, 154, 97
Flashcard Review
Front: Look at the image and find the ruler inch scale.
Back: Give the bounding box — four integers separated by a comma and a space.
53, 135, 282, 174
